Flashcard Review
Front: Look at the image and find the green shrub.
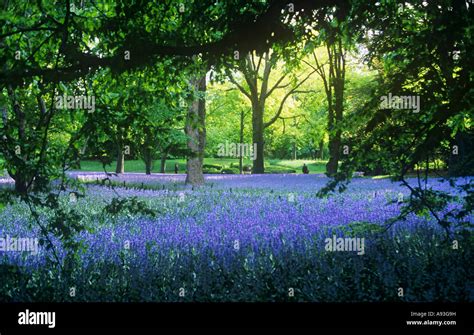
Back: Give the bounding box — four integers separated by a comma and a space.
203, 164, 222, 171
203, 167, 221, 174
230, 163, 252, 172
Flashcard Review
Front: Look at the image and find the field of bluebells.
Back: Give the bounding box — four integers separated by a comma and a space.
0, 173, 472, 302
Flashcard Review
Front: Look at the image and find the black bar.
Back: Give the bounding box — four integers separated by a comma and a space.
0, 302, 472, 332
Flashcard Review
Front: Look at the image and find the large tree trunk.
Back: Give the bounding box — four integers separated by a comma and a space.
185, 74, 206, 186
252, 102, 265, 174
14, 175, 28, 194
325, 41, 345, 177
326, 135, 340, 175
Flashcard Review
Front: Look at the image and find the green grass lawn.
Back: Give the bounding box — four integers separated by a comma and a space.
0, 155, 447, 178
76, 158, 328, 174
268, 159, 327, 174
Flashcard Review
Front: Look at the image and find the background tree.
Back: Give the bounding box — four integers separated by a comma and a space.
320, 0, 474, 233
132, 100, 186, 175
206, 83, 251, 172
226, 50, 315, 173
303, 4, 355, 176
184, 68, 208, 185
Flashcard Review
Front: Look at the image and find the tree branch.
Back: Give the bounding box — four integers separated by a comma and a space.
265, 72, 289, 99
227, 72, 252, 101
264, 88, 315, 128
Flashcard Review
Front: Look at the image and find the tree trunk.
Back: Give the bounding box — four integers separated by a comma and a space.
160, 151, 167, 173
116, 141, 124, 174
319, 140, 324, 160
326, 135, 340, 175
142, 129, 153, 175
239, 109, 245, 174
449, 130, 474, 177
145, 152, 153, 175
252, 102, 265, 174
327, 51, 345, 176
185, 74, 206, 186
7, 86, 29, 194
326, 102, 343, 175
326, 100, 338, 175
325, 40, 345, 176
14, 175, 28, 195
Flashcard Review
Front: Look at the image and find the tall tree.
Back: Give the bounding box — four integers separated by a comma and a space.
304, 5, 351, 176
227, 50, 314, 173
185, 72, 207, 185
319, 0, 474, 233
